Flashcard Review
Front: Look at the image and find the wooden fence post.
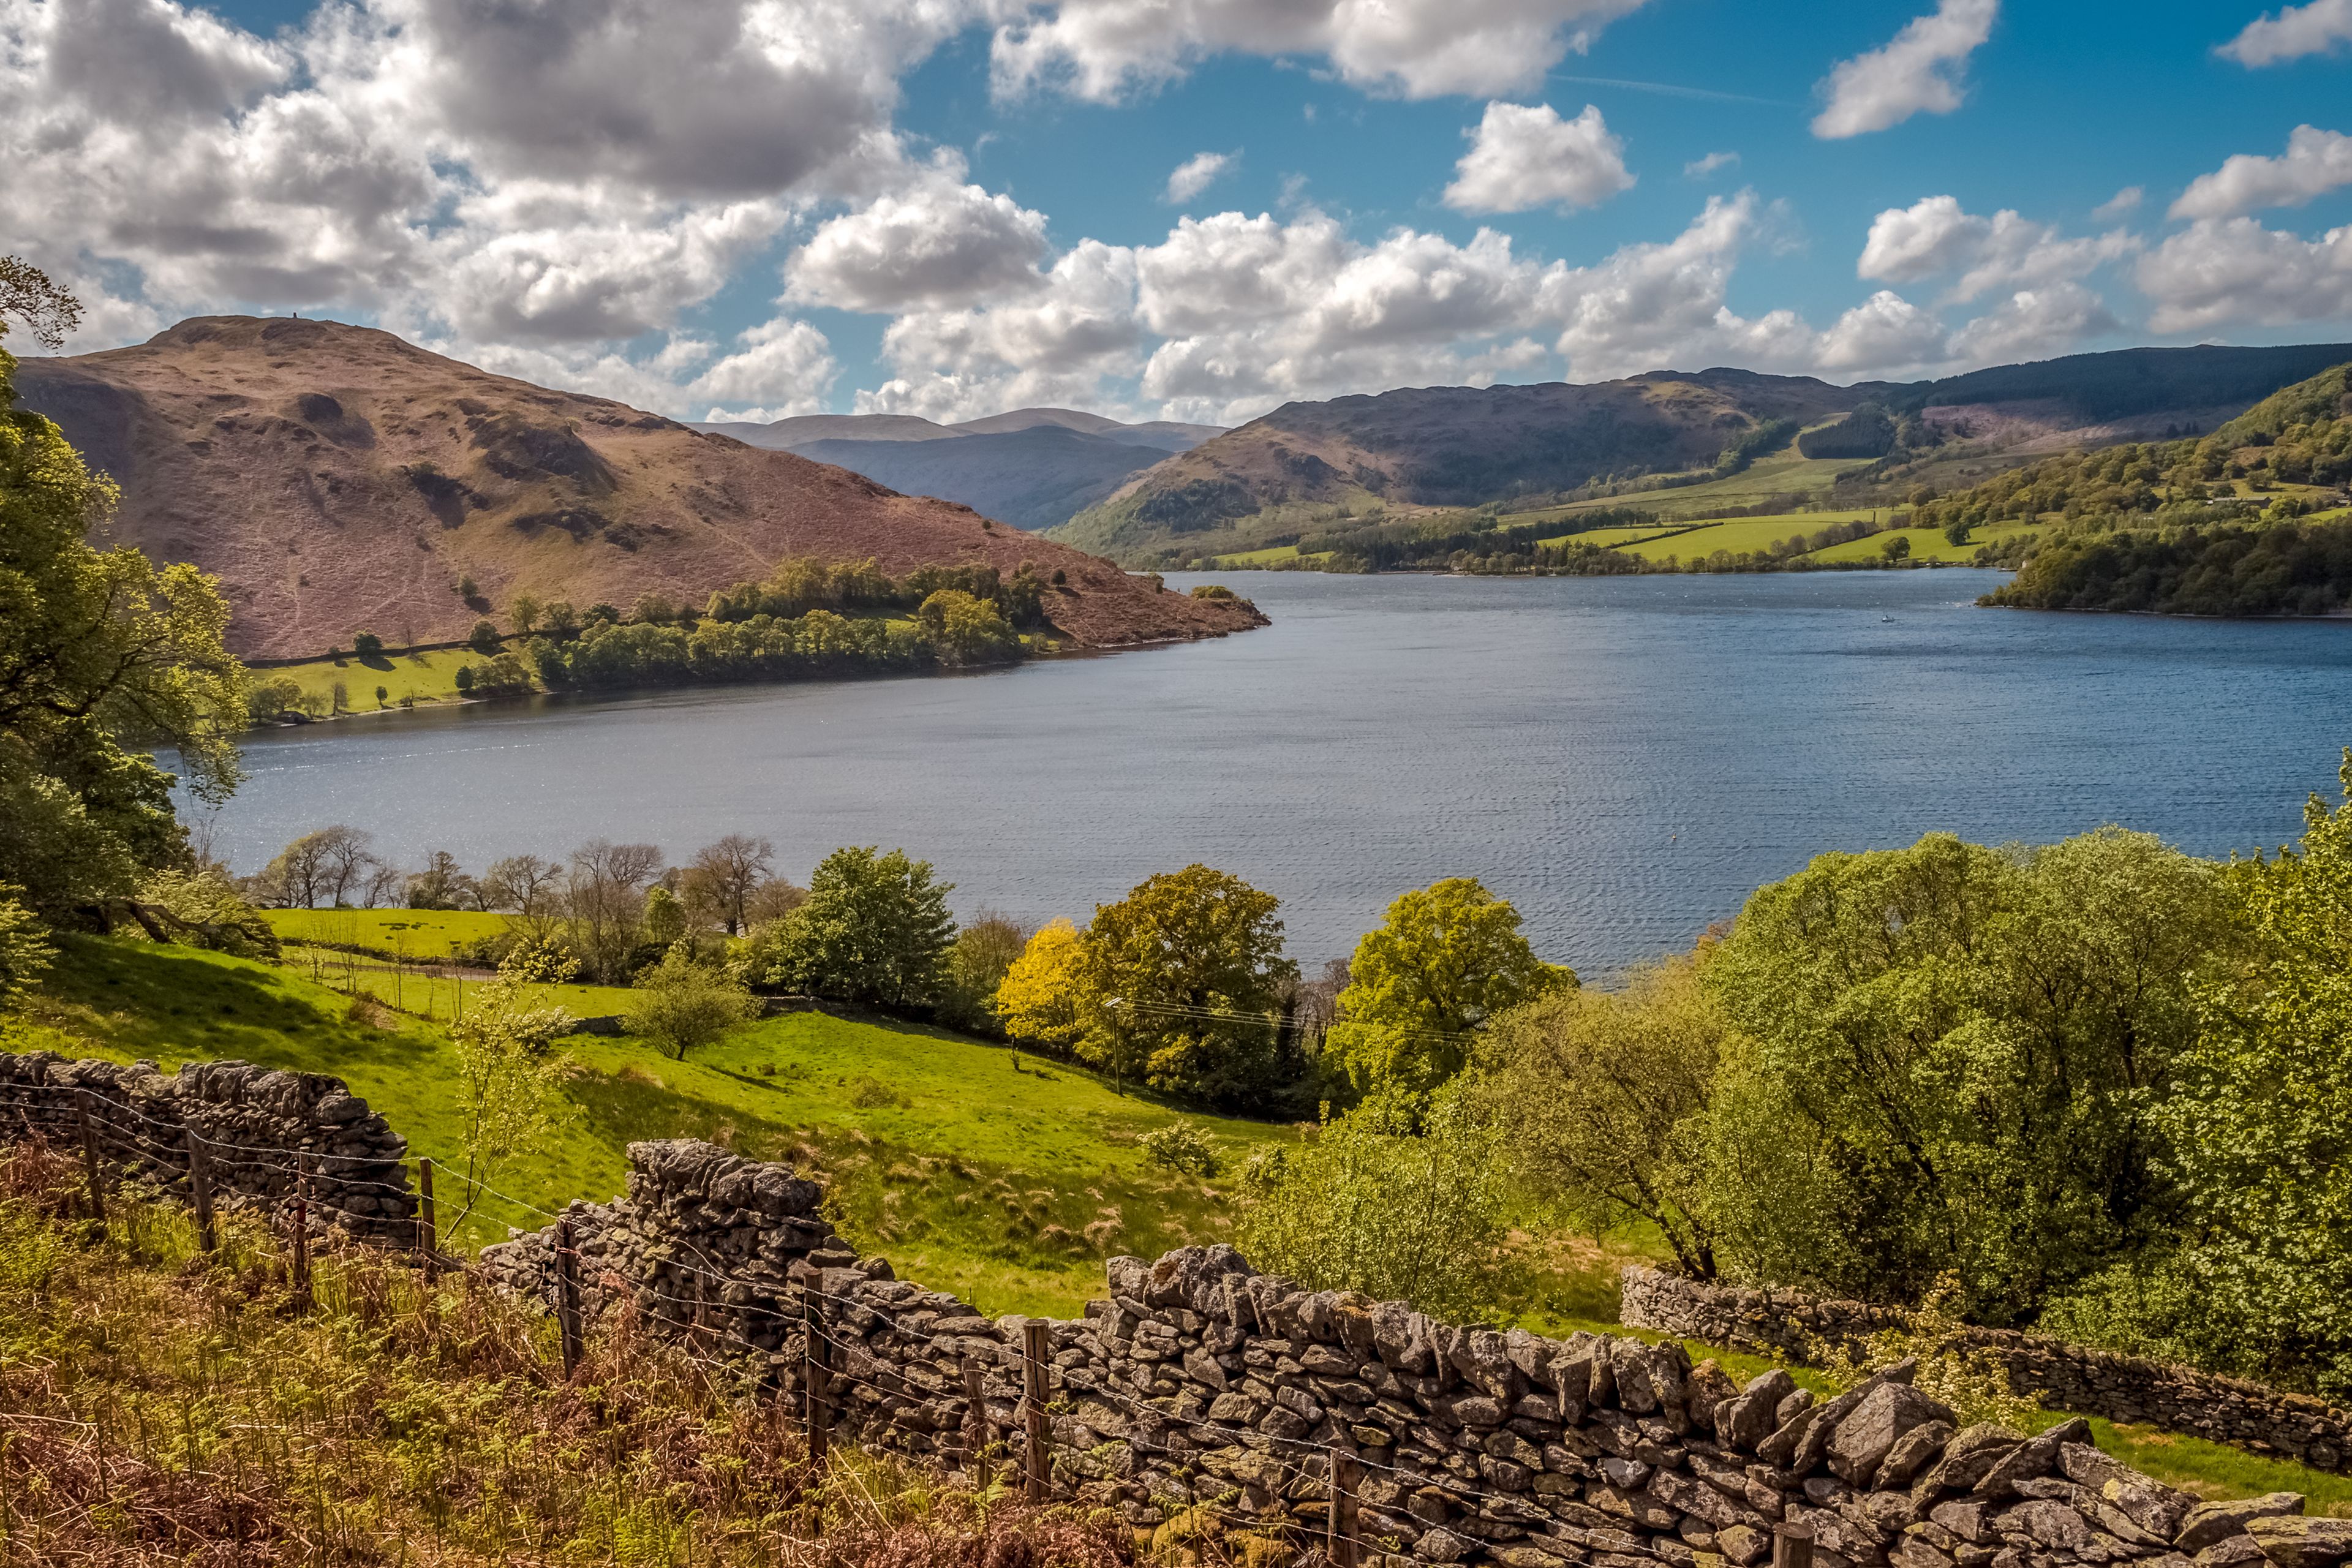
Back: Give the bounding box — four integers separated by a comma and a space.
1021, 1318, 1051, 1503
417, 1158, 439, 1285
554, 1216, 584, 1376
801, 1284, 833, 1471
184, 1125, 216, 1253
1328, 1448, 1362, 1568
290, 1153, 312, 1312
74, 1091, 105, 1231
962, 1357, 992, 1475
1774, 1521, 1817, 1568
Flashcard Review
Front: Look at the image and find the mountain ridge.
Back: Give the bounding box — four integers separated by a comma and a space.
9, 317, 1261, 659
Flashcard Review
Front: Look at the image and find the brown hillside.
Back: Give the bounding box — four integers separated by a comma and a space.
10, 317, 1259, 659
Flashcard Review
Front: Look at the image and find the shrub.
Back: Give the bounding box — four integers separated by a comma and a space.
353, 631, 385, 657
467, 619, 501, 655
1140, 1121, 1221, 1177
625, 943, 758, 1060
453, 666, 475, 693
1821, 1273, 2039, 1428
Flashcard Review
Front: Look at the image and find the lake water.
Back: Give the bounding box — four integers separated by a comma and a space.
198, 570, 2352, 978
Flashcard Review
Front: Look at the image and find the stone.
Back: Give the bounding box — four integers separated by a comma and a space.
1717, 1525, 1773, 1566
1689, 1360, 1741, 1436
2198, 1539, 2272, 1568
2244, 1518, 2352, 1568
1883, 1423, 1959, 1490
1915, 1428, 2028, 1508
2103, 1482, 2195, 1544
2177, 1498, 2307, 1556
1898, 1538, 1959, 1568
1973, 1420, 2092, 1502
1833, 1385, 1959, 1489
2000, 1502, 2094, 1552
1418, 1527, 1474, 1562
1722, 1375, 1796, 1453
1935, 1504, 1997, 1544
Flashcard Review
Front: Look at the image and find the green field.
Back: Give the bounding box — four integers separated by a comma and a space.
1536, 524, 1687, 549
1617, 514, 1875, 562
267, 906, 514, 959
10, 933, 1291, 1314
1211, 543, 1336, 567
1807, 523, 2049, 564
1530, 451, 1871, 522
260, 647, 500, 710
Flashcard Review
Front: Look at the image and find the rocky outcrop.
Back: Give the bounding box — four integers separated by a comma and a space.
486, 1140, 2352, 1568
0, 1051, 414, 1241
1621, 1268, 2350, 1477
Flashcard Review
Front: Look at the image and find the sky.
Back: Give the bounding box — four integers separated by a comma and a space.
6, 0, 2352, 427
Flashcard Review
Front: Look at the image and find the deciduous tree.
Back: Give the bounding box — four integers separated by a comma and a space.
1326, 877, 1573, 1096
753, 846, 954, 1008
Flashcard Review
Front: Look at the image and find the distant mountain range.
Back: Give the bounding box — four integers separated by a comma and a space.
1057, 342, 2352, 563
695, 407, 1226, 532
9, 320, 1261, 658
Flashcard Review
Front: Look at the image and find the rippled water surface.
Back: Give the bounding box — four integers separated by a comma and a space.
205, 570, 2352, 975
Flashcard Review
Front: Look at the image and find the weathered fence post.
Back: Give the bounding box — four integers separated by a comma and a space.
801, 1284, 834, 1471
74, 1090, 105, 1230
290, 1153, 313, 1312
1774, 1521, 1817, 1568
1328, 1448, 1362, 1568
962, 1357, 992, 1475
554, 1216, 583, 1376
1021, 1317, 1051, 1502
184, 1125, 216, 1253
417, 1157, 439, 1284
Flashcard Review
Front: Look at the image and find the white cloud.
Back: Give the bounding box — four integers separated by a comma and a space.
1858, 195, 2135, 303
1684, 151, 1740, 179
2137, 216, 2352, 334
2218, 0, 2352, 66
858, 239, 1145, 420
2171, 126, 2352, 219
988, 0, 1652, 103
1442, 102, 1634, 216
1943, 282, 2120, 363
687, 318, 842, 417
786, 160, 1052, 312
1164, 151, 1235, 205
1812, 0, 1999, 140
2092, 186, 2143, 221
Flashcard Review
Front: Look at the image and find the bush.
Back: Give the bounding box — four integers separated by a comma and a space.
353, 631, 384, 657
467, 620, 501, 655
624, 943, 758, 1060
1139, 1121, 1221, 1177
1235, 1085, 1520, 1322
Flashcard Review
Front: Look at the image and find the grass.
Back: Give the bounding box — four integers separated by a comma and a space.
1209, 544, 1333, 567
264, 647, 498, 710
0, 1156, 1132, 1566
1530, 450, 1869, 521
1535, 524, 1687, 549
1617, 514, 1880, 562
6, 934, 1289, 1315
266, 907, 514, 960
1806, 523, 2048, 565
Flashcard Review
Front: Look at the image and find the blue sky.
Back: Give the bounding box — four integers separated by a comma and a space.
7, 0, 2351, 424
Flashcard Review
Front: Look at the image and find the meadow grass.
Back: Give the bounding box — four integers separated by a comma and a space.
1803, 523, 2047, 564
1533, 524, 1689, 549
264, 647, 494, 709
266, 906, 514, 959
6, 934, 1292, 1314
1617, 514, 1886, 562
1525, 451, 1867, 522
1212, 543, 1335, 567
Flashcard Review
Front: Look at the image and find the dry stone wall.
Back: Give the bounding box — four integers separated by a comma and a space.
1620, 1268, 2351, 1477
483, 1139, 2352, 1568
0, 1050, 415, 1242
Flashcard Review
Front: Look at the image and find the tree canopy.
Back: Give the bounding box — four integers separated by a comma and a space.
751, 846, 956, 1009
1325, 876, 1572, 1096
1, 261, 246, 929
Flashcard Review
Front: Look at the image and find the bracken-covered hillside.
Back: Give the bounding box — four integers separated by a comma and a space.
11, 317, 1260, 658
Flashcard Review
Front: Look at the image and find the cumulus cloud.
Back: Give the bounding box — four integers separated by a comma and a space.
2092, 186, 2143, 221
989, 0, 1652, 103
1684, 151, 1740, 179
1443, 102, 1634, 215
786, 160, 1052, 312
2218, 0, 2352, 66
859, 240, 1145, 420
1164, 151, 1235, 204
1812, 0, 1999, 140
2171, 126, 2352, 219
1858, 195, 2135, 303
1944, 282, 2120, 363
2137, 217, 2352, 334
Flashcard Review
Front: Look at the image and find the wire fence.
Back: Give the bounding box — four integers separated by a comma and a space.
0, 1079, 1741, 1566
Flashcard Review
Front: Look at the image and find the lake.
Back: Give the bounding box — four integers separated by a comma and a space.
198, 570, 2352, 977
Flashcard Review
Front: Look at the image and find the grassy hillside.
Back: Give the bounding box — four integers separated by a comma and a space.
5, 933, 1289, 1315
